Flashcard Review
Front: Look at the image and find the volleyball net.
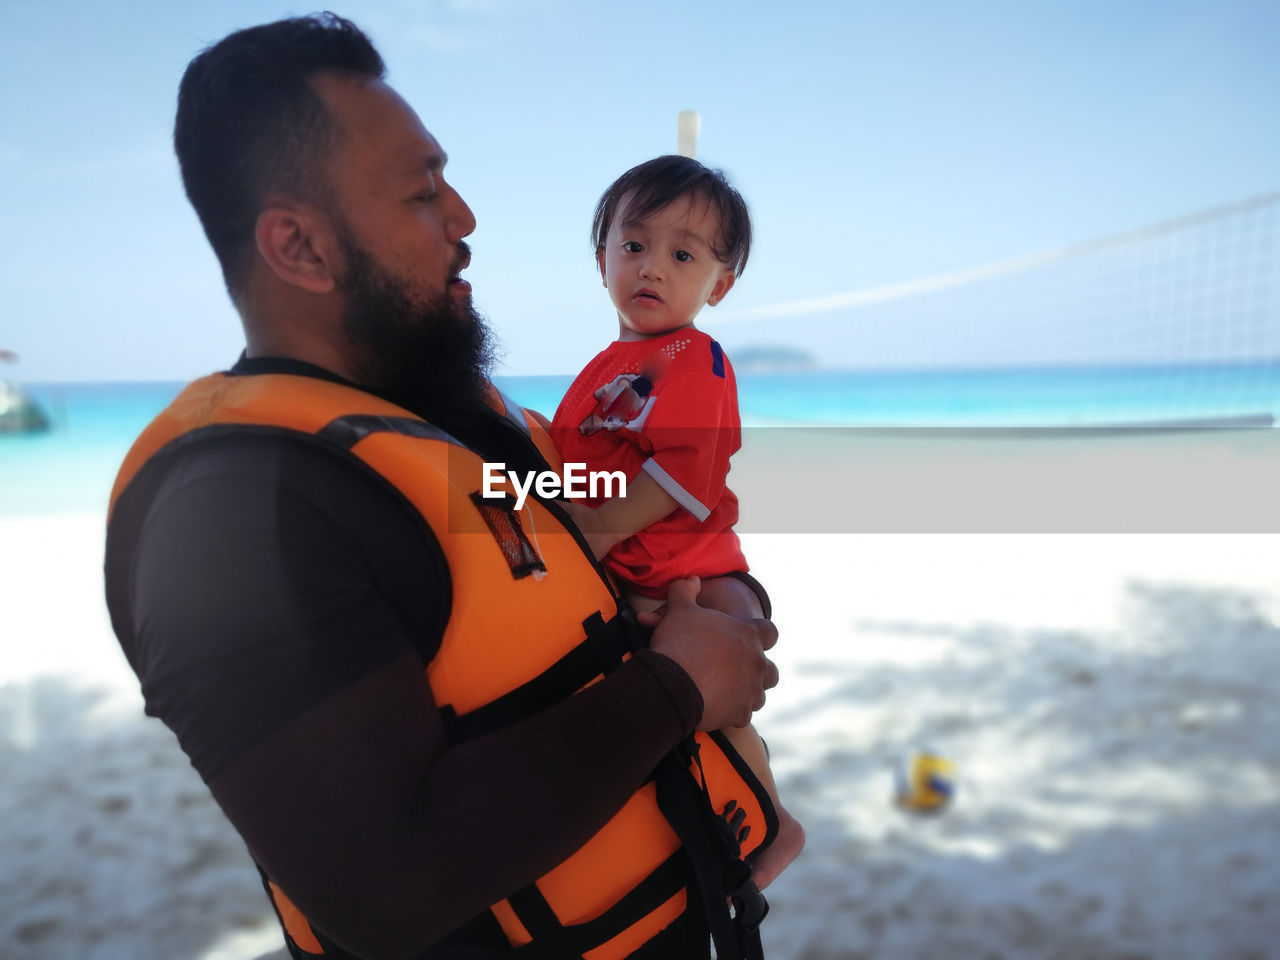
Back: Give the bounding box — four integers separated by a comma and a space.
713, 193, 1279, 371
706, 192, 1279, 428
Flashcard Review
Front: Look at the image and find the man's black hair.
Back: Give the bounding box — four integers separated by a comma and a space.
174, 12, 385, 299
591, 155, 752, 277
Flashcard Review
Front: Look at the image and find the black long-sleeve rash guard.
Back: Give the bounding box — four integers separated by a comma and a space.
104, 358, 705, 958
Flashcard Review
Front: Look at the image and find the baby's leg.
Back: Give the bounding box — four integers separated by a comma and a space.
624, 591, 665, 614
721, 724, 805, 890
624, 586, 804, 887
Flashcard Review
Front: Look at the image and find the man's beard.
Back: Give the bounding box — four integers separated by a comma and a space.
337, 230, 498, 429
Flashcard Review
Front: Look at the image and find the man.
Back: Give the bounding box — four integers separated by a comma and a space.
104, 14, 779, 959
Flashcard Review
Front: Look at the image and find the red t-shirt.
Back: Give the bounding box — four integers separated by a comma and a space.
551, 327, 747, 596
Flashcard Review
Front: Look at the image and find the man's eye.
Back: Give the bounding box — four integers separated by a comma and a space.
673, 250, 693, 263
417, 190, 438, 203
623, 241, 644, 253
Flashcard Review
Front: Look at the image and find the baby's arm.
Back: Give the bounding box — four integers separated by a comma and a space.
561, 471, 678, 561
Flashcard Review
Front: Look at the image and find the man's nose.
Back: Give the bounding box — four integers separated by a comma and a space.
446, 186, 476, 242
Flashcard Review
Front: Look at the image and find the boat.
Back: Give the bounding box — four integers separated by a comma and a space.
0, 350, 51, 434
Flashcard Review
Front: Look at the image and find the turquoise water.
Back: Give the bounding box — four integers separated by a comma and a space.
3, 363, 1277, 515
736, 364, 1280, 426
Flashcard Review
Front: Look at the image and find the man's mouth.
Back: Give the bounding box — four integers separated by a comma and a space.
634, 288, 662, 303
449, 253, 472, 294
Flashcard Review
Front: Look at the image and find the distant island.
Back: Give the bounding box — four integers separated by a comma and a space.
726, 344, 819, 372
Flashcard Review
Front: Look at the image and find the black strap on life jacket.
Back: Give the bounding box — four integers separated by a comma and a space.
443, 604, 699, 958
654, 738, 768, 960
431, 595, 766, 958
437, 608, 645, 744
317, 413, 465, 451
505, 849, 694, 959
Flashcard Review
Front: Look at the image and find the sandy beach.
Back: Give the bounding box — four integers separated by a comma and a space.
2, 436, 1278, 958
750, 531, 1279, 960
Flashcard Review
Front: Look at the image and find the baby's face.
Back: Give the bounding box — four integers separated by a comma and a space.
597, 192, 736, 341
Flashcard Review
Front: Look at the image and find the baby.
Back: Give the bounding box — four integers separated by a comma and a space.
554, 155, 803, 888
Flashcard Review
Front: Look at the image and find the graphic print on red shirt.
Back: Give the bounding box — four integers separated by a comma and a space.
551, 327, 747, 596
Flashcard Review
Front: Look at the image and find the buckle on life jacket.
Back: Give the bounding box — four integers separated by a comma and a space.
724, 858, 769, 935
656, 739, 768, 960
713, 797, 769, 938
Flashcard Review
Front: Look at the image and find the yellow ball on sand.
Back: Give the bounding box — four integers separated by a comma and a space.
894, 750, 957, 813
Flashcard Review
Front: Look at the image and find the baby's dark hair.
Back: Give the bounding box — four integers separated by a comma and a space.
591, 155, 752, 276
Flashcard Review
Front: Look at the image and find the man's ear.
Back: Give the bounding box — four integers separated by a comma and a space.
255, 204, 337, 294
706, 269, 736, 307
596, 247, 607, 287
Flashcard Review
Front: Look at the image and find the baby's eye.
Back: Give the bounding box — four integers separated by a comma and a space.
673, 249, 693, 263
622, 241, 644, 253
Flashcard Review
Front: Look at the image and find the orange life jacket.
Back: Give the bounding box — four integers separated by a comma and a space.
107, 371, 777, 959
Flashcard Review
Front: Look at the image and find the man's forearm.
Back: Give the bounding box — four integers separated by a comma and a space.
208, 649, 700, 958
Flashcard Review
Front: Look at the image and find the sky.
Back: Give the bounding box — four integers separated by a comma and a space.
0, 0, 1277, 381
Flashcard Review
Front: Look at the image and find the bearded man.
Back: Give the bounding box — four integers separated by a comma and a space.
105, 13, 779, 960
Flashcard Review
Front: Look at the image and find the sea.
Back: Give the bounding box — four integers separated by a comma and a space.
2, 362, 1278, 517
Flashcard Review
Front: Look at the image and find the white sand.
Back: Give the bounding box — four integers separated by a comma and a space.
750, 533, 1280, 960
2, 512, 1278, 959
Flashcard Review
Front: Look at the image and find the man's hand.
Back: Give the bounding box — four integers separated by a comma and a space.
646, 577, 778, 731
